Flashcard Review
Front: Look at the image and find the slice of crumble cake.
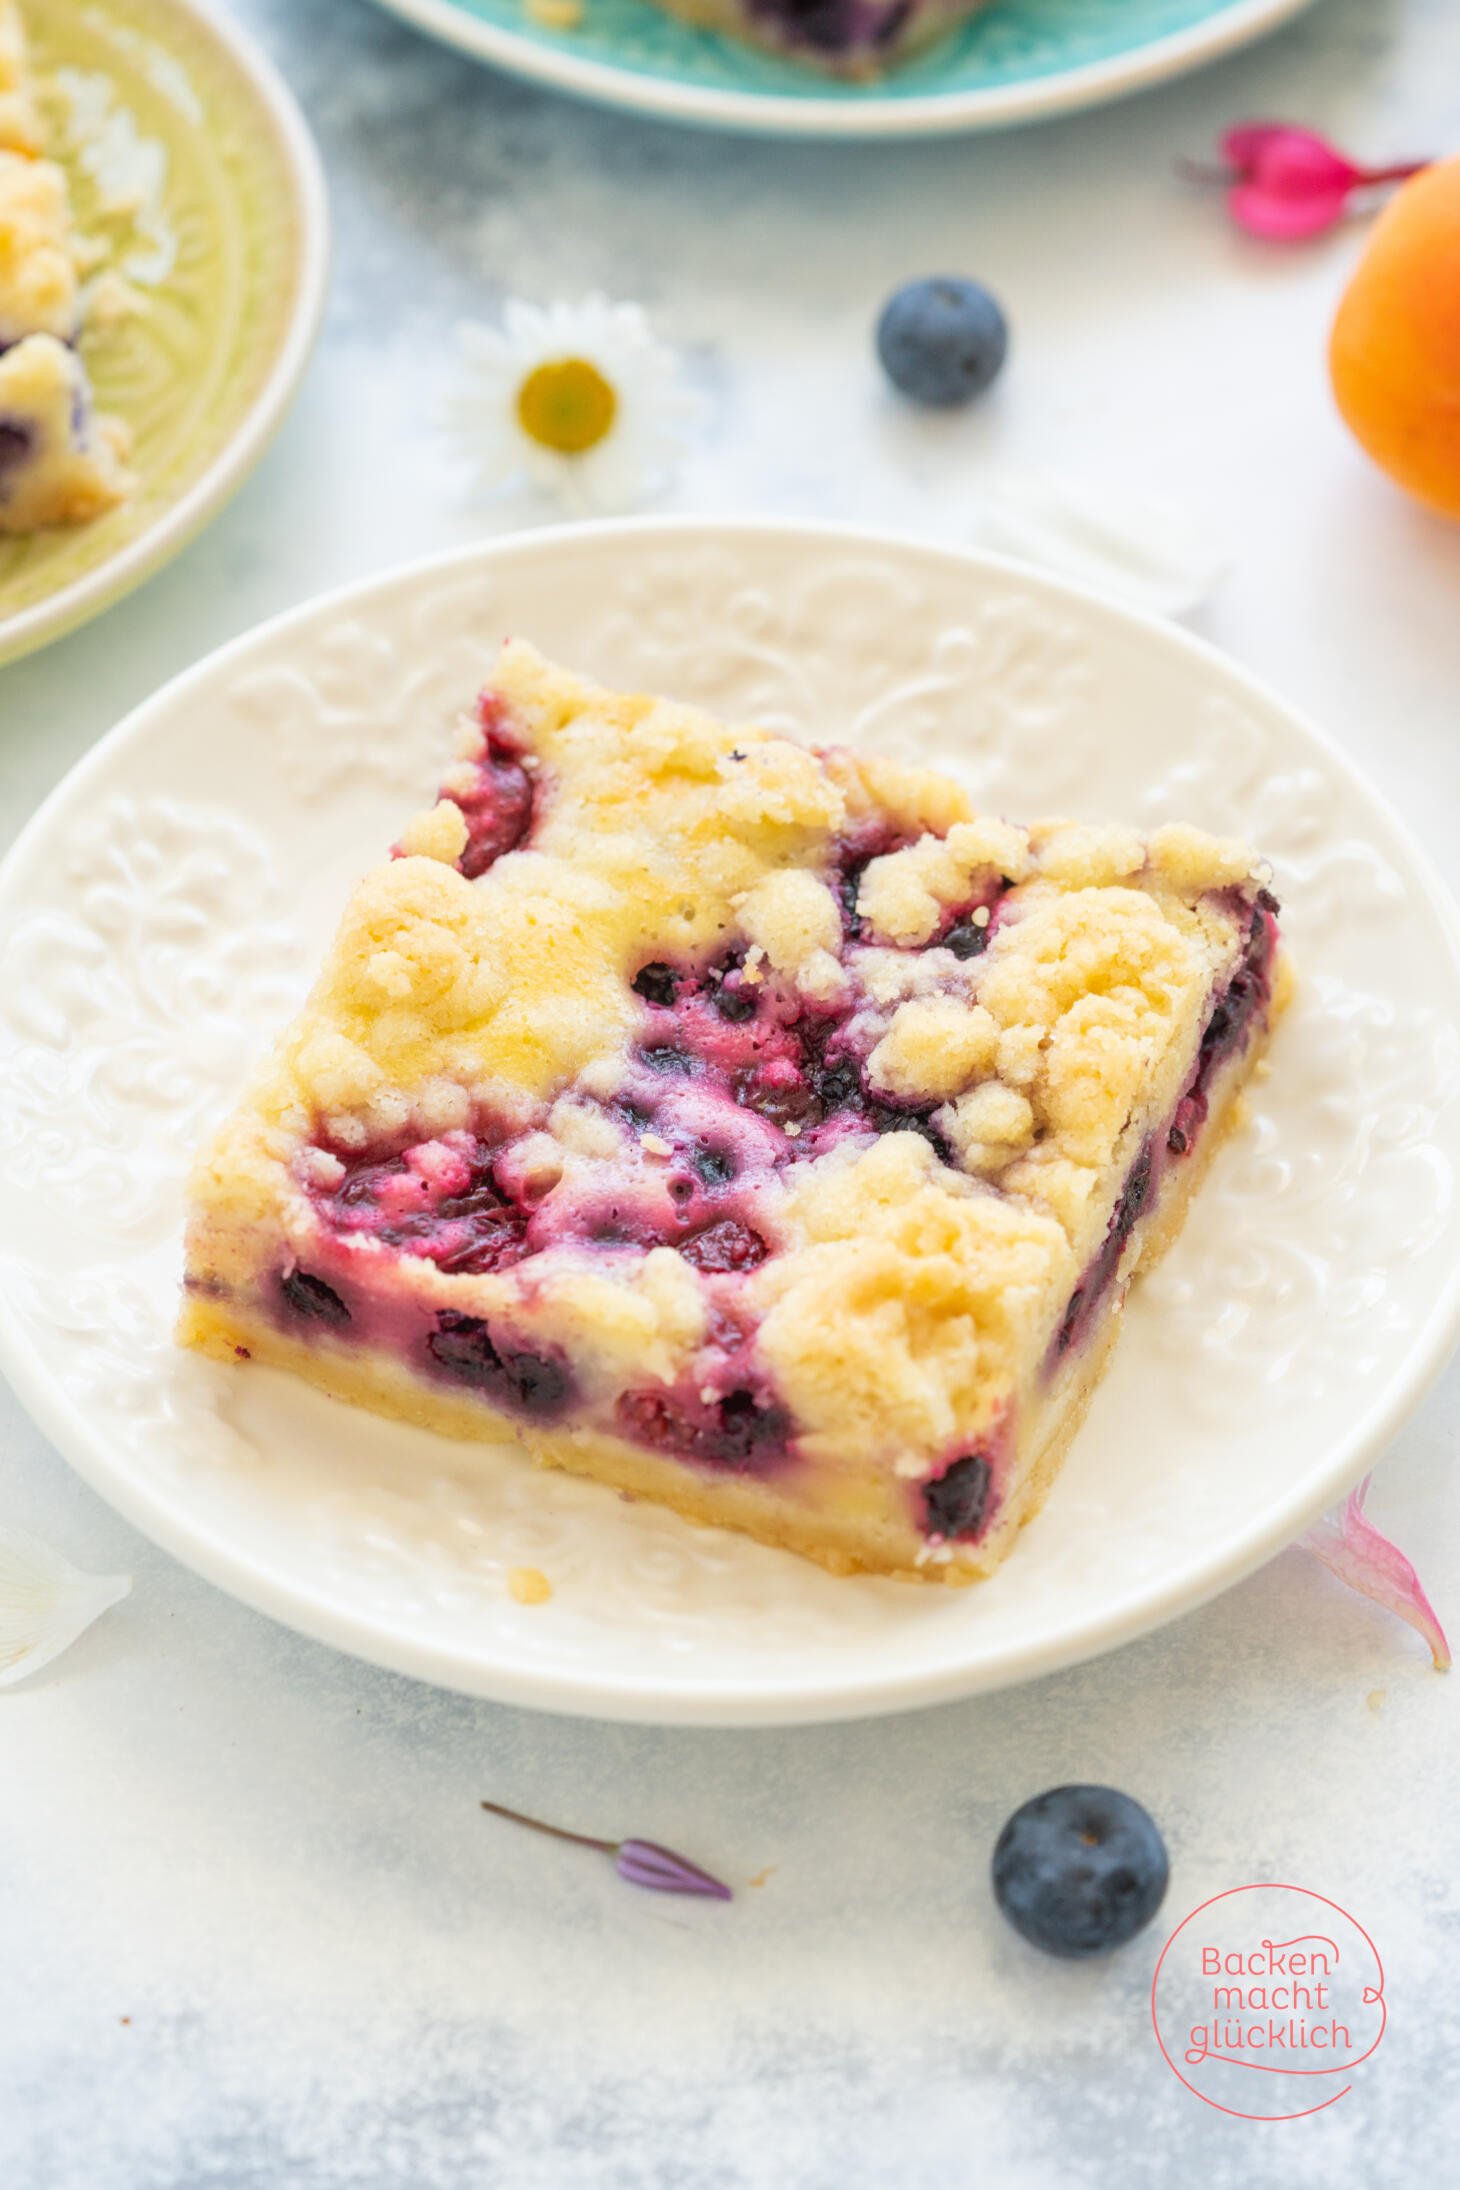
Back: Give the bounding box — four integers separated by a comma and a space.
180, 642, 1288, 1584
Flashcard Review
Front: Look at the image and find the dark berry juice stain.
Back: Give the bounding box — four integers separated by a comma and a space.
705, 952, 760, 1023
427, 1311, 571, 1415
692, 1145, 737, 1188
1167, 896, 1279, 1157
733, 1066, 819, 1132
451, 706, 536, 878
0, 418, 35, 489
923, 1454, 993, 1540
832, 856, 870, 941
632, 962, 680, 1007
640, 1043, 696, 1076
941, 915, 990, 961
617, 1384, 790, 1472
280, 1268, 350, 1326
809, 1055, 862, 1112
1054, 1140, 1154, 1359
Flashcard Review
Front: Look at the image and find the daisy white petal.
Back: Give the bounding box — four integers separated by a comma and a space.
444, 294, 698, 515
0, 1526, 131, 1687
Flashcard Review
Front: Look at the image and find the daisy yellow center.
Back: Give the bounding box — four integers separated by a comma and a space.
516, 358, 618, 456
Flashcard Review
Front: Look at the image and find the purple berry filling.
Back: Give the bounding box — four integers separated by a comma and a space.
318, 1136, 532, 1276
923, 1453, 994, 1541
280, 1266, 351, 1325
394, 695, 535, 881
1166, 894, 1277, 1157
1053, 1139, 1154, 1361
631, 961, 680, 1007
427, 1310, 572, 1416
0, 417, 34, 503
1049, 890, 1280, 1366
617, 1383, 790, 1473
679, 1217, 768, 1273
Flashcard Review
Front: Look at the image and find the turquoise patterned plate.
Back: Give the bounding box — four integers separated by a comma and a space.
369, 0, 1321, 138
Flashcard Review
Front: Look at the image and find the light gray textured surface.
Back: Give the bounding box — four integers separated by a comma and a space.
2, 0, 1458, 2181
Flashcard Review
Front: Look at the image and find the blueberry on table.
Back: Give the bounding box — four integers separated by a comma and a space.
992, 1785, 1168, 1958
876, 277, 1008, 408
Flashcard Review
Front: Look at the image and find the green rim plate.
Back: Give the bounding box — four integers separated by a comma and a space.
0, 0, 329, 666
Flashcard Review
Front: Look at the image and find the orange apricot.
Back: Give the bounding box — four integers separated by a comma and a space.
1329, 154, 1460, 520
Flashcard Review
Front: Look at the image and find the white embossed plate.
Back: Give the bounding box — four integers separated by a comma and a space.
1, 522, 1458, 1725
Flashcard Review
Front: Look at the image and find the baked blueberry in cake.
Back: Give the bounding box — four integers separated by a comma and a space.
649, 0, 992, 76
0, 7, 131, 532
180, 643, 1289, 1584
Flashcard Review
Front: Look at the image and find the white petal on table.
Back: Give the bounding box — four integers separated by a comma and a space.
0, 1527, 131, 1688
974, 471, 1230, 620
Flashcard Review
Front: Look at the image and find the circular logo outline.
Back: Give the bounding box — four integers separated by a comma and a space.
1150, 1882, 1387, 2121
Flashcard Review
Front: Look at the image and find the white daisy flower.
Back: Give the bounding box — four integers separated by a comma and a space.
444, 295, 698, 515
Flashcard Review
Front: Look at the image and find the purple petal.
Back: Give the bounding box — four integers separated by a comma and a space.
615, 1839, 734, 1900
1303, 1474, 1451, 1670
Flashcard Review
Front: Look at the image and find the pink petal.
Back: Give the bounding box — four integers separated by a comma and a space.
1228, 181, 1352, 240
1303, 1475, 1451, 1671
1221, 121, 1305, 168
1220, 122, 1357, 187
1254, 135, 1362, 194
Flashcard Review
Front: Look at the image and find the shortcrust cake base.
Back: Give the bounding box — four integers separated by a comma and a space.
180, 984, 1280, 1588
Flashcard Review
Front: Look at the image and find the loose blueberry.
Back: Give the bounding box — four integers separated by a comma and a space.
876, 277, 1008, 409
992, 1786, 1169, 1959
